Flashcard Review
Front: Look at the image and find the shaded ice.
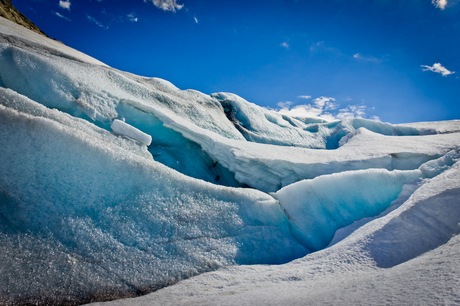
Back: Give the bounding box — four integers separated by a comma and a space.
276, 168, 422, 251
111, 161, 460, 306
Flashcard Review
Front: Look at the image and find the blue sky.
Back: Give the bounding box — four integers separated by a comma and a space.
12, 0, 460, 123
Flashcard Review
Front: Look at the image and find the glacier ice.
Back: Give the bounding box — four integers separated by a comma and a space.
1, 16, 460, 305
119, 161, 460, 306
276, 168, 422, 251
111, 119, 152, 146
0, 88, 307, 304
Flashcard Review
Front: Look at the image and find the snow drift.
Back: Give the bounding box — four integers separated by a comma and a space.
0, 16, 460, 305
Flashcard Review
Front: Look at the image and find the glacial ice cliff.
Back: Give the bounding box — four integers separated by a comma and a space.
0, 16, 459, 305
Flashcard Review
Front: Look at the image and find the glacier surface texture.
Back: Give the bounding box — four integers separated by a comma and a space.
1, 17, 460, 305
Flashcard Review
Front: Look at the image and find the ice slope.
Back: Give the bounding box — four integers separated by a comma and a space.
1, 15, 460, 305
0, 17, 106, 66
101, 160, 460, 305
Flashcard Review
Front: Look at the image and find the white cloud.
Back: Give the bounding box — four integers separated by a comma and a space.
273, 97, 372, 121
194, 17, 199, 24
312, 96, 337, 110
54, 11, 71, 21
335, 105, 367, 119
277, 101, 293, 109
87, 14, 108, 29
277, 103, 325, 118
421, 63, 455, 76
432, 0, 448, 9
144, 0, 184, 12
59, 0, 71, 10
127, 12, 138, 22
276, 96, 338, 120
280, 42, 289, 49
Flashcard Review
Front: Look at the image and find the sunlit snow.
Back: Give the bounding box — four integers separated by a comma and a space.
1, 17, 459, 305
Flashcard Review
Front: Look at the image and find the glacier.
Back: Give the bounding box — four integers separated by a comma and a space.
1, 16, 460, 305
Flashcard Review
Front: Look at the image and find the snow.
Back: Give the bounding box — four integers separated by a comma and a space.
1, 15, 460, 305
0, 17, 107, 66
101, 161, 460, 305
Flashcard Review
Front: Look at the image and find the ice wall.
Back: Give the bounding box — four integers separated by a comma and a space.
0, 88, 307, 304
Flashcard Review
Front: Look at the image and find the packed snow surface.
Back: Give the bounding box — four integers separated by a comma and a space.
0, 16, 459, 305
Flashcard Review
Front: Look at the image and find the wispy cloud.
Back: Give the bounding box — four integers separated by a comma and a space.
280, 42, 289, 49
298, 95, 312, 100
421, 63, 455, 76
277, 101, 294, 109
144, 0, 184, 12
353, 53, 382, 63
194, 17, 199, 24
127, 12, 138, 22
273, 97, 373, 121
87, 14, 108, 29
54, 11, 71, 21
59, 0, 71, 10
310, 41, 342, 56
432, 0, 448, 10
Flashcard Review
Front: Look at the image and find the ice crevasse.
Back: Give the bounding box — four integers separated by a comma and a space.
1, 16, 460, 305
